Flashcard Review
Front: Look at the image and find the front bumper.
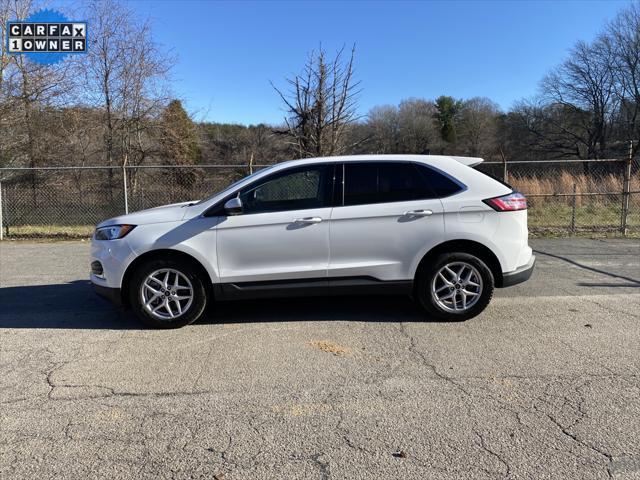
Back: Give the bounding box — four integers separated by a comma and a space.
500, 255, 536, 287
92, 282, 122, 306
90, 236, 136, 288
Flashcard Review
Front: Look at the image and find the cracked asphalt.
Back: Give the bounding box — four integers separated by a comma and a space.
1, 238, 639, 479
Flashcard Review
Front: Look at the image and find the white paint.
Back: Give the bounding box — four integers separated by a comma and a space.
91, 155, 532, 291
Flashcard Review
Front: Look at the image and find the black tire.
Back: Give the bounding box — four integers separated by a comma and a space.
129, 258, 208, 329
415, 252, 494, 321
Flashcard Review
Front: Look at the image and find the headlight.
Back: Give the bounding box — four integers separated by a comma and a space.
94, 224, 136, 240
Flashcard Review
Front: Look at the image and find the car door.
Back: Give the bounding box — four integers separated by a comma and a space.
328, 161, 446, 281
216, 163, 335, 284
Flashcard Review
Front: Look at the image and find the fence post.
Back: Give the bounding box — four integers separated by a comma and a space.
621, 141, 633, 236
570, 183, 577, 234
500, 149, 508, 183
0, 181, 3, 241
122, 165, 129, 214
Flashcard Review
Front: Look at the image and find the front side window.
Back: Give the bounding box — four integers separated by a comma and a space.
239, 165, 331, 214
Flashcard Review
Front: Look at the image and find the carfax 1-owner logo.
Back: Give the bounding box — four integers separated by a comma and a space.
6, 9, 87, 64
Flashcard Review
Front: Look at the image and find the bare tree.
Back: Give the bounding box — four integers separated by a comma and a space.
272, 45, 360, 157
81, 0, 171, 200
539, 39, 618, 159
458, 97, 500, 158
0, 0, 75, 206
397, 98, 440, 154
364, 99, 440, 154
607, 2, 640, 155
366, 105, 400, 153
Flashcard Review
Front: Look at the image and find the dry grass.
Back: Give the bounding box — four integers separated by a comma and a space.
3, 224, 94, 238
511, 172, 639, 207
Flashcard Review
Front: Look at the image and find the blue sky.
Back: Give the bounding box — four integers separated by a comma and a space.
122, 0, 626, 125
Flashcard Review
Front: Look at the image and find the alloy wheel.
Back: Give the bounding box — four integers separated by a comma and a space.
140, 268, 194, 321
431, 261, 484, 313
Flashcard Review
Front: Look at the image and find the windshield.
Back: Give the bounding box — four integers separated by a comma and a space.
194, 165, 278, 205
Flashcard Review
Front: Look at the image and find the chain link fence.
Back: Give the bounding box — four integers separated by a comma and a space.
0, 158, 638, 238
476, 158, 639, 235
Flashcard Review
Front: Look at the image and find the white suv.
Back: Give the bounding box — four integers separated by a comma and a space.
91, 155, 535, 328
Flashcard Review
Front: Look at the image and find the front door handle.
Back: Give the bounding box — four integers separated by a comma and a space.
403, 209, 433, 217
293, 217, 323, 224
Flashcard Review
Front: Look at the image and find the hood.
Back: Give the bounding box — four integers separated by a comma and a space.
97, 201, 196, 228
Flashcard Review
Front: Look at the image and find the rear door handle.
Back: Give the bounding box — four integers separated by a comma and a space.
403, 209, 433, 217
293, 217, 323, 223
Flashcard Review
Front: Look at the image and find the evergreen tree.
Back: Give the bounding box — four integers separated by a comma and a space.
160, 100, 201, 165
435, 96, 462, 144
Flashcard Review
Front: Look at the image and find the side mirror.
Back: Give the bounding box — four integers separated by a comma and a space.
224, 197, 243, 216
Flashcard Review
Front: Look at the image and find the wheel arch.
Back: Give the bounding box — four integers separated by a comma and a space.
415, 239, 504, 287
120, 249, 213, 307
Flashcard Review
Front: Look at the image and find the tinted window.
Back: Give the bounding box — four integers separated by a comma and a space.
343, 163, 378, 205
239, 165, 331, 214
415, 164, 464, 197
378, 163, 432, 202
343, 162, 433, 206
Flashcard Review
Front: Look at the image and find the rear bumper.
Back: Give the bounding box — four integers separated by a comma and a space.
92, 282, 122, 306
500, 255, 536, 288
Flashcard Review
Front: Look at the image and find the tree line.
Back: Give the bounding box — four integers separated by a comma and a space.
0, 0, 638, 186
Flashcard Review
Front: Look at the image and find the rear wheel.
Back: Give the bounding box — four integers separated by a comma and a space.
129, 259, 208, 328
415, 252, 494, 321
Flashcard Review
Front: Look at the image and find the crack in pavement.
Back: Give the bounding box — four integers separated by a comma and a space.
396, 321, 626, 479
473, 430, 511, 478
331, 399, 374, 456
534, 380, 614, 479
542, 408, 613, 479
309, 453, 331, 480
398, 322, 473, 398
45, 370, 212, 401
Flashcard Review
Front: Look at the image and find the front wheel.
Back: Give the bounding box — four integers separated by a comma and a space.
415, 252, 494, 321
129, 259, 208, 328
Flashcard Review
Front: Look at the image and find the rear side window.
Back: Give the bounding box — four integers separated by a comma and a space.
343, 162, 434, 206
414, 164, 465, 198
343, 163, 379, 205
378, 163, 432, 202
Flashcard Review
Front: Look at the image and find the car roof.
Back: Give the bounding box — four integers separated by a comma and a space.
277, 154, 483, 168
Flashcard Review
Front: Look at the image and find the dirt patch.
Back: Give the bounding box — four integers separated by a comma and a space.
308, 340, 352, 357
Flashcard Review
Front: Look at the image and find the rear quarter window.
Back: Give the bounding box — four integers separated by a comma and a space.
414, 164, 465, 198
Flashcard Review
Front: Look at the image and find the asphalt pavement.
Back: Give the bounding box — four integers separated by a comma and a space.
0, 238, 639, 479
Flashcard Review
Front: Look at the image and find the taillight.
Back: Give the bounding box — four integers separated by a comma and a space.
483, 192, 527, 211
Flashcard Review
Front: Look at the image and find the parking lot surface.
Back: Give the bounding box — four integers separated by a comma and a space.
1, 238, 639, 479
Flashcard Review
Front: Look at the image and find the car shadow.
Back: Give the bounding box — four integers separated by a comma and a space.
0, 281, 137, 329
0, 281, 439, 329
576, 282, 640, 288
534, 249, 640, 285
204, 294, 429, 326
